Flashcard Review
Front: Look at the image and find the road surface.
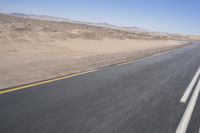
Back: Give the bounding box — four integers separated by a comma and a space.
0, 43, 200, 133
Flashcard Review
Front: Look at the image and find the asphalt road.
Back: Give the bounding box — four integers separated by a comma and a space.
1, 43, 200, 133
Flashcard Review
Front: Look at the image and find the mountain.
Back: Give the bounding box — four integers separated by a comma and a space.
11, 13, 73, 22
10, 13, 147, 32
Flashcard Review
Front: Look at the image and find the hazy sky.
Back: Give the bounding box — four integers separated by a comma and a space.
0, 0, 200, 35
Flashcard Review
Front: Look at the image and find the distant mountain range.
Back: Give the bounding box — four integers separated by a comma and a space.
8, 12, 191, 37
10, 13, 148, 32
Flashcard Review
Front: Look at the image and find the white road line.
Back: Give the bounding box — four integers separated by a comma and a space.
199, 127, 200, 133
180, 67, 200, 103
176, 79, 200, 133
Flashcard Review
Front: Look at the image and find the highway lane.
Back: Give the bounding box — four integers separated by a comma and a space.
0, 43, 200, 133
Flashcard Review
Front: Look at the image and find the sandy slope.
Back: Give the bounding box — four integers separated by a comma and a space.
0, 14, 192, 88
0, 39, 187, 89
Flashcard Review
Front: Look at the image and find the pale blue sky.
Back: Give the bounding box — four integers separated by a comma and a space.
0, 0, 200, 35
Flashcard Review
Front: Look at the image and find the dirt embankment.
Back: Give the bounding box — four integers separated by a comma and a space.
0, 14, 192, 88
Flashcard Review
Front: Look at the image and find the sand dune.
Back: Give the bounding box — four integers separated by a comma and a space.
0, 14, 195, 88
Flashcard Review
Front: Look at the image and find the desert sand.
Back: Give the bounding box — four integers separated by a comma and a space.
0, 14, 194, 88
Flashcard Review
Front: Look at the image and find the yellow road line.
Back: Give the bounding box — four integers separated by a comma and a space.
116, 61, 134, 66
0, 69, 97, 95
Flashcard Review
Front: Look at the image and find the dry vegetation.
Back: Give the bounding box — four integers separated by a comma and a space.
0, 14, 194, 41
